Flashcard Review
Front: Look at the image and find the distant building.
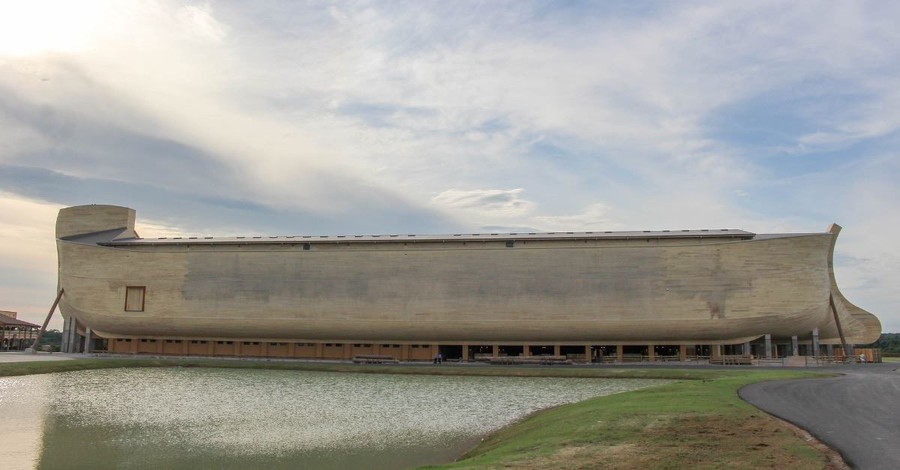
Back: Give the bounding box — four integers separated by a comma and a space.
54, 205, 881, 362
1, 310, 41, 350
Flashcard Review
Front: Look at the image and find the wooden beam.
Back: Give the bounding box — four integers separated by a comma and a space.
29, 289, 64, 352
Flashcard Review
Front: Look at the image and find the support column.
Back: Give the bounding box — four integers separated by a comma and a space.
492, 344, 499, 358
679, 345, 687, 362
553, 344, 561, 356
711, 344, 722, 361
462, 343, 469, 362
743, 342, 751, 356
647, 344, 655, 362
765, 334, 772, 359
812, 328, 820, 357
791, 336, 799, 356
616, 344, 624, 363
523, 344, 531, 357
83, 328, 92, 354
584, 345, 590, 362
826, 344, 834, 357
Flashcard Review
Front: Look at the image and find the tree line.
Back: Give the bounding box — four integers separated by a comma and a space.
869, 333, 900, 354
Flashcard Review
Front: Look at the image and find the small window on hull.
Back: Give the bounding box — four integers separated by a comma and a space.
125, 286, 145, 312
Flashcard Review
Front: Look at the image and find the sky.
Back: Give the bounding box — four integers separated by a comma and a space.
0, 1, 897, 333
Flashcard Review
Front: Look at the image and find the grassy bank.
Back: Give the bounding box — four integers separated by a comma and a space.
0, 357, 738, 380
1, 358, 832, 469
430, 370, 832, 469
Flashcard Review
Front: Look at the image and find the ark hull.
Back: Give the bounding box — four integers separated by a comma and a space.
55, 205, 881, 358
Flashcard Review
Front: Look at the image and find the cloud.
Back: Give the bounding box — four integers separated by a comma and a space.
431, 188, 535, 222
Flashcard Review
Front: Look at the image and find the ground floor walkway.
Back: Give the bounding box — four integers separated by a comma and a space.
740, 363, 900, 470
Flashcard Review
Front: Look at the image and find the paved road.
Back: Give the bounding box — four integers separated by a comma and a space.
740, 363, 900, 470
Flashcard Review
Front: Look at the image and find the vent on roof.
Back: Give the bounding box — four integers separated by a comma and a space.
204, 237, 212, 239
237, 236, 245, 239
253, 236, 261, 239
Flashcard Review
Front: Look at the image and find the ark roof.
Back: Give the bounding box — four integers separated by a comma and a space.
100, 228, 757, 246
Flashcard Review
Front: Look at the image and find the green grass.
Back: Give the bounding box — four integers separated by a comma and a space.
428, 369, 832, 469
0, 357, 741, 380
0, 358, 834, 469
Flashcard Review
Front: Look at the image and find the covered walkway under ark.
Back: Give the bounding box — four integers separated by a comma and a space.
97, 330, 868, 363
0, 311, 41, 351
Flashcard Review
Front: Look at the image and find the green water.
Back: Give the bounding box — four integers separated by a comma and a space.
0, 368, 664, 469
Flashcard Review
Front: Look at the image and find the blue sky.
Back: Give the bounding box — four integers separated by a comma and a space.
0, 0, 897, 333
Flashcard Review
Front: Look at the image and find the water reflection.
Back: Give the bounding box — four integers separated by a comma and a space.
0, 368, 665, 469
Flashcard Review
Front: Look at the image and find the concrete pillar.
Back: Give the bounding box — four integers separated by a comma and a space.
83, 327, 92, 354
616, 344, 624, 363
647, 344, 655, 362
791, 336, 799, 356
765, 334, 772, 359
492, 344, 499, 358
679, 345, 687, 362
812, 328, 820, 357
462, 343, 469, 362
743, 342, 751, 356
711, 344, 722, 360
553, 344, 561, 356
584, 345, 590, 362
523, 344, 531, 357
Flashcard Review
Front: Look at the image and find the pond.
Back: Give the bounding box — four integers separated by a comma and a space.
0, 368, 665, 469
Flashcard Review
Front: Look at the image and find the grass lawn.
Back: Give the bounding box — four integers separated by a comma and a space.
0, 358, 834, 469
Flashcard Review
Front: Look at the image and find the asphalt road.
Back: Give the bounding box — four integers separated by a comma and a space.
740, 363, 900, 470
